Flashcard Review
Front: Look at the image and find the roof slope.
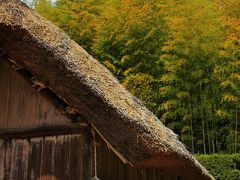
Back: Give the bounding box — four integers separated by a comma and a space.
0, 0, 214, 179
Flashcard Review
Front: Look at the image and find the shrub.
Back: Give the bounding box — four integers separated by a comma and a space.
196, 154, 240, 180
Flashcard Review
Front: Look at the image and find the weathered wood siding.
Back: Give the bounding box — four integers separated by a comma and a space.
0, 59, 70, 129
0, 57, 181, 180
0, 134, 90, 180
0, 58, 91, 180
94, 136, 182, 180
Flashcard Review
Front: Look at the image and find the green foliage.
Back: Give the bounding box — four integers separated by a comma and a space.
92, 0, 166, 79
35, 0, 105, 52
159, 0, 226, 152
196, 154, 240, 180
122, 73, 161, 115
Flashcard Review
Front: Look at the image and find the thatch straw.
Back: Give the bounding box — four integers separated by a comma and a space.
0, 0, 214, 179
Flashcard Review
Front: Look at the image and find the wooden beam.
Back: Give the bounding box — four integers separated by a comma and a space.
0, 125, 89, 139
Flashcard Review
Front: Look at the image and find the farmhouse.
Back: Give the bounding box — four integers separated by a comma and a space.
0, 0, 214, 179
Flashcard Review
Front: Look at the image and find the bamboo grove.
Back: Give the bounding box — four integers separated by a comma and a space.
23, 0, 240, 154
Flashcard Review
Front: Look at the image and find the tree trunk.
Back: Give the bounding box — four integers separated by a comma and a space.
211, 107, 215, 154
206, 112, 211, 154
200, 84, 206, 154
235, 107, 238, 153
189, 102, 194, 154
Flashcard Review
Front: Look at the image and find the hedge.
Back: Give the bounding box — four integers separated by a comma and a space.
196, 154, 240, 180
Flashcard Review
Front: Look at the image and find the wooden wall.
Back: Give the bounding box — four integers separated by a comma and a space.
0, 58, 70, 129
0, 134, 91, 180
93, 136, 182, 180
0, 57, 182, 180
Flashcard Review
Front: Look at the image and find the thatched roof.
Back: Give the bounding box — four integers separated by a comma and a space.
0, 0, 214, 179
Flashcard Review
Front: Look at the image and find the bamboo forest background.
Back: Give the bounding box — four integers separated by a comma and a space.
22, 0, 239, 154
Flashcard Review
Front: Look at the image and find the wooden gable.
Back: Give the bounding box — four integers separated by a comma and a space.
0, 58, 91, 180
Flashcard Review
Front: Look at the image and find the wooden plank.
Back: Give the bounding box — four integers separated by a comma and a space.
61, 135, 72, 179
0, 140, 5, 180
41, 136, 55, 177
27, 137, 43, 180
52, 135, 65, 179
